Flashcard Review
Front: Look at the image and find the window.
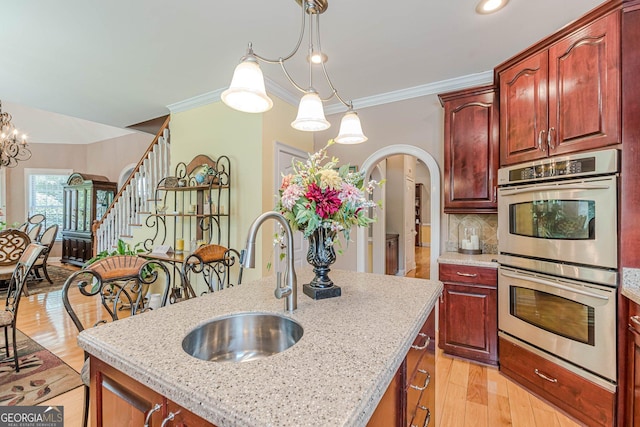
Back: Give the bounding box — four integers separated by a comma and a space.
25, 169, 71, 234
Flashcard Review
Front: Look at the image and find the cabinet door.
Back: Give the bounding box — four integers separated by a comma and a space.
628, 301, 640, 426
91, 357, 165, 427
440, 282, 498, 365
443, 87, 499, 213
548, 12, 620, 156
499, 51, 549, 166
367, 368, 403, 427
165, 400, 216, 427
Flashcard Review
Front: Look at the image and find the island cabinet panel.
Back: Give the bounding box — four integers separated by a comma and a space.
439, 85, 499, 214
498, 11, 620, 166
90, 357, 216, 427
367, 310, 436, 427
438, 263, 498, 366
626, 298, 640, 426
500, 337, 615, 427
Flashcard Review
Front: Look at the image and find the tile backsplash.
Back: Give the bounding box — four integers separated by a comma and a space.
446, 213, 498, 254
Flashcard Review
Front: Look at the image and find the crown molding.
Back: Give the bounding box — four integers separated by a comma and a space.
166, 70, 493, 115
325, 70, 493, 115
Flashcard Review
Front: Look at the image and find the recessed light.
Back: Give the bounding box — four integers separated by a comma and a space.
476, 0, 509, 14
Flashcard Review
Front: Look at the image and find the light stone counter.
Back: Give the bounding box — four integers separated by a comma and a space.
78, 268, 442, 427
622, 267, 640, 306
437, 252, 499, 268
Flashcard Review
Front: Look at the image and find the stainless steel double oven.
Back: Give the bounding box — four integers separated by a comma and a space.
497, 149, 618, 390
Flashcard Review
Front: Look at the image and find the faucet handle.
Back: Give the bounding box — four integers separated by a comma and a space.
274, 272, 292, 299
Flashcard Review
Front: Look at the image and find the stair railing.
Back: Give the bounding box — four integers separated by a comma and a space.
92, 117, 171, 255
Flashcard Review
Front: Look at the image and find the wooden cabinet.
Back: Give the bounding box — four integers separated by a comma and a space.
368, 310, 436, 427
498, 11, 620, 166
500, 336, 615, 427
626, 298, 640, 426
438, 263, 498, 365
385, 234, 399, 275
439, 85, 499, 214
91, 356, 215, 427
62, 172, 117, 266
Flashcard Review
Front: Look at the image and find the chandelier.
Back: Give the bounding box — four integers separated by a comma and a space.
221, 0, 367, 144
0, 101, 31, 168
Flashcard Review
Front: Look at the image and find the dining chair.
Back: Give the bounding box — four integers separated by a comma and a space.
26, 223, 42, 244
182, 244, 243, 295
31, 224, 59, 285
0, 229, 30, 282
0, 243, 46, 372
61, 255, 171, 427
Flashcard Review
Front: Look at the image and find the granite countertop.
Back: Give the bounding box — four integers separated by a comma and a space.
78, 268, 442, 427
437, 251, 499, 268
622, 267, 640, 305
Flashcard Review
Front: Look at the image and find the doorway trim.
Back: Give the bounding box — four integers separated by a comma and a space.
357, 145, 440, 280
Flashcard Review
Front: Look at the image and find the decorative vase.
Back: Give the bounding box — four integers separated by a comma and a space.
303, 227, 342, 300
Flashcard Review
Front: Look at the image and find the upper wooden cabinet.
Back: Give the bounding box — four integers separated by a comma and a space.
498, 11, 620, 166
439, 85, 499, 214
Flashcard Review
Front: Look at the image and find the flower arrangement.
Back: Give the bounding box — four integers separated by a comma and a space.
275, 140, 380, 242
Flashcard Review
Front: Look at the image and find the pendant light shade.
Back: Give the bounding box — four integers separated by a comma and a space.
221, 57, 273, 113
291, 92, 330, 131
335, 110, 367, 144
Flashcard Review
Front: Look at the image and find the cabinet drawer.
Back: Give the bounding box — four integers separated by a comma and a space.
438, 264, 497, 286
499, 337, 615, 427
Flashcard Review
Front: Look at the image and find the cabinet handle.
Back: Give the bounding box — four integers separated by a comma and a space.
493, 186, 497, 203
411, 406, 431, 427
456, 272, 477, 278
537, 129, 547, 152
161, 411, 179, 427
547, 127, 556, 150
534, 368, 558, 383
631, 315, 640, 329
410, 370, 431, 391
144, 403, 162, 427
411, 333, 431, 350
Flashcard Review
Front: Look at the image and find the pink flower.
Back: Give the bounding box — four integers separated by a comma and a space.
339, 183, 362, 206
281, 184, 304, 210
306, 183, 341, 219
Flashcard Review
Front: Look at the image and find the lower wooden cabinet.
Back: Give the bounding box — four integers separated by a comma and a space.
368, 310, 436, 427
500, 337, 615, 427
438, 263, 498, 365
90, 357, 215, 427
626, 297, 640, 426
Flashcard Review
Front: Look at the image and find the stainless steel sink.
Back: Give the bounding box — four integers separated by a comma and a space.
182, 313, 303, 362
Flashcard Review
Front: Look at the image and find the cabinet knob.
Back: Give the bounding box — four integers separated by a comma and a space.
534, 368, 558, 383
538, 129, 547, 152
144, 403, 162, 427
547, 127, 556, 150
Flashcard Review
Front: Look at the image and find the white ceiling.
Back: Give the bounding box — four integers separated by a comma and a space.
1, 0, 605, 144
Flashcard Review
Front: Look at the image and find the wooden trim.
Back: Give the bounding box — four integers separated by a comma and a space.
437, 84, 496, 106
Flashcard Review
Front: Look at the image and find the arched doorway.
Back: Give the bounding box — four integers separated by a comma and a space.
357, 145, 440, 280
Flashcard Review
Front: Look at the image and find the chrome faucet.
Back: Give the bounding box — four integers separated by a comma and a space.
241, 211, 297, 313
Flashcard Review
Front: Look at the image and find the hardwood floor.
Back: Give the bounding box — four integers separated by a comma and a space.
14, 256, 582, 426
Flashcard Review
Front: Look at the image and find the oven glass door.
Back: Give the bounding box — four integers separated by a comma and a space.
498, 175, 617, 269
498, 267, 616, 381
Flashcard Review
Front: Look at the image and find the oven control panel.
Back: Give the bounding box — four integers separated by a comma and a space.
498, 149, 619, 185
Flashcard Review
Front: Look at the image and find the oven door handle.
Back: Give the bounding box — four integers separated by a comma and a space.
500, 271, 609, 301
499, 183, 612, 196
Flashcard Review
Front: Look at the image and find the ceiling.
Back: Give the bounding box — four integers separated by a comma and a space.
1, 0, 605, 144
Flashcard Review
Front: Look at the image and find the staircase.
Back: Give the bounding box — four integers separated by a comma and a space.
93, 117, 171, 255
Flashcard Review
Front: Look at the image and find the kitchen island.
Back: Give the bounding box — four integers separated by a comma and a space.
78, 267, 442, 427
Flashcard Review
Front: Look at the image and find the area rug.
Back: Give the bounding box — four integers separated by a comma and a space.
0, 329, 82, 406
26, 264, 78, 296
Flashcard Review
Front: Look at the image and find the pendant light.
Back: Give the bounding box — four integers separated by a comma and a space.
222, 0, 367, 143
